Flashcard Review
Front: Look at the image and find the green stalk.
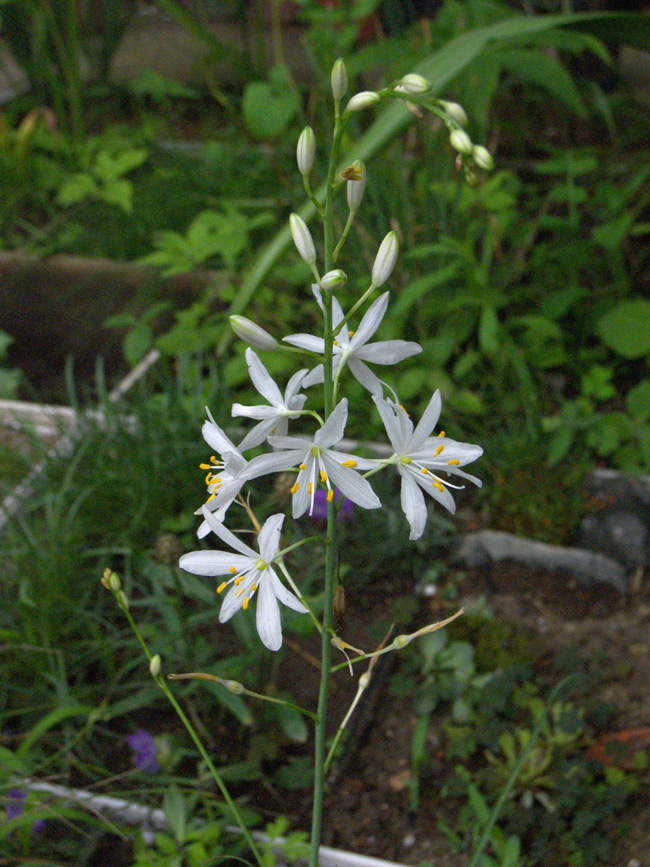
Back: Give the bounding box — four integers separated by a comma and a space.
309, 102, 346, 867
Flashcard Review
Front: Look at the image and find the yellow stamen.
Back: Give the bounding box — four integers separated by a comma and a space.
432, 480, 444, 493
299, 463, 306, 470
230, 567, 237, 574
242, 596, 250, 610
235, 587, 243, 597
234, 576, 245, 586
348, 330, 355, 338
210, 456, 218, 463
308, 482, 313, 494
205, 472, 212, 484
251, 583, 258, 592
399, 404, 409, 416
439, 431, 446, 437
206, 493, 216, 502
200, 462, 212, 470
320, 470, 327, 483
327, 489, 334, 502
421, 467, 428, 474
342, 460, 357, 467
217, 582, 227, 594
448, 459, 460, 466
291, 482, 300, 494
333, 339, 339, 346
434, 444, 444, 457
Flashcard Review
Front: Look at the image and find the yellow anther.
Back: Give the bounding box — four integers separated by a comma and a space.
342, 460, 357, 467
348, 330, 355, 338
206, 493, 216, 502
434, 444, 444, 457
421, 467, 428, 474
251, 583, 258, 592
235, 587, 243, 597
291, 482, 300, 494
320, 470, 327, 483
234, 575, 244, 585
299, 463, 306, 470
439, 431, 446, 437
242, 597, 250, 610
308, 482, 313, 494
205, 472, 212, 484
432, 480, 444, 492
448, 458, 460, 466
200, 463, 212, 470
230, 566, 237, 574
217, 582, 227, 594
333, 339, 339, 346
399, 404, 409, 416
210, 456, 218, 463
327, 489, 334, 502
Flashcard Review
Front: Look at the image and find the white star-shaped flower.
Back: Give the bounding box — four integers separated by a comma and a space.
180, 509, 307, 651
283, 290, 421, 396
232, 349, 308, 451
196, 409, 250, 538
241, 399, 381, 518
374, 391, 483, 540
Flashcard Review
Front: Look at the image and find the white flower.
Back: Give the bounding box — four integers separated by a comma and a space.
290, 213, 316, 266
233, 348, 308, 451
242, 399, 381, 518
373, 391, 483, 540
180, 509, 307, 651
229, 315, 279, 351
284, 290, 421, 396
196, 409, 250, 538
372, 231, 399, 287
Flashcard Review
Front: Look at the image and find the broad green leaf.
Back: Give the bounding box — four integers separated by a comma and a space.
596, 300, 650, 358
242, 65, 298, 139
102, 178, 133, 212
626, 380, 650, 422
499, 46, 586, 115
124, 321, 153, 366
479, 306, 500, 355
276, 699, 309, 744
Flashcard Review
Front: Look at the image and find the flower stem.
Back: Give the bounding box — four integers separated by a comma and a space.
309, 102, 345, 867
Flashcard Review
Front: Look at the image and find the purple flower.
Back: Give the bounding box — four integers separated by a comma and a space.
127, 728, 160, 773
310, 487, 355, 523
5, 788, 25, 820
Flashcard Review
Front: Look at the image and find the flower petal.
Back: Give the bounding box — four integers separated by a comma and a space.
268, 567, 308, 613
285, 368, 309, 405
245, 348, 284, 407
412, 467, 457, 513
347, 357, 383, 396
355, 339, 422, 364
323, 453, 381, 510
283, 334, 325, 353
399, 471, 428, 540
409, 390, 442, 452
237, 417, 279, 452
255, 572, 283, 650
241, 448, 305, 481
314, 399, 348, 448
202, 417, 239, 457
257, 513, 285, 561
219, 582, 246, 623
373, 395, 406, 453
350, 292, 389, 348
232, 404, 278, 420
179, 551, 252, 576
200, 506, 258, 556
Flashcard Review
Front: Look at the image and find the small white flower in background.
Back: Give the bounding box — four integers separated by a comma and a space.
196, 409, 250, 538
180, 509, 307, 651
229, 315, 279, 351
372, 231, 399, 287
233, 348, 308, 451
439, 101, 468, 127
284, 289, 421, 396
289, 213, 316, 266
331, 57, 348, 100
373, 391, 483, 541
242, 399, 381, 518
472, 145, 494, 171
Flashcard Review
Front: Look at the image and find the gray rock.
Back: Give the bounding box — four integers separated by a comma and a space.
577, 510, 647, 572
452, 530, 628, 594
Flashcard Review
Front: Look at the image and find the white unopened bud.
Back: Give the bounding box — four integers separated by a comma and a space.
331, 58, 348, 100
439, 100, 468, 128
230, 315, 279, 351
345, 91, 380, 113
472, 145, 494, 171
399, 73, 431, 95
109, 572, 121, 592
372, 231, 399, 287
297, 126, 315, 175
225, 679, 244, 695
347, 161, 366, 211
289, 213, 316, 266
320, 269, 347, 292
449, 129, 473, 155
149, 654, 161, 677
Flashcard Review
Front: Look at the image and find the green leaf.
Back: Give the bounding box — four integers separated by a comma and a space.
124, 322, 153, 366
596, 300, 650, 358
17, 704, 93, 760
242, 65, 298, 139
164, 785, 186, 845
626, 380, 650, 422
479, 306, 500, 355
56, 172, 98, 206
499, 46, 585, 115
276, 698, 309, 744
102, 178, 133, 212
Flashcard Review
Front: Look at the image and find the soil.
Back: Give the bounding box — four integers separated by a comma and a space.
265, 564, 650, 867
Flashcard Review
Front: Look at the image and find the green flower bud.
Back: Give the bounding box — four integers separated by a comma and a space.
345, 91, 380, 113
109, 572, 121, 592
149, 654, 161, 677
331, 58, 348, 101
229, 315, 279, 351
439, 100, 468, 128
449, 129, 473, 155
372, 231, 399, 287
320, 269, 347, 292
289, 213, 316, 266
296, 126, 315, 176
472, 144, 494, 171
399, 73, 431, 95
117, 590, 129, 610
226, 680, 245, 695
